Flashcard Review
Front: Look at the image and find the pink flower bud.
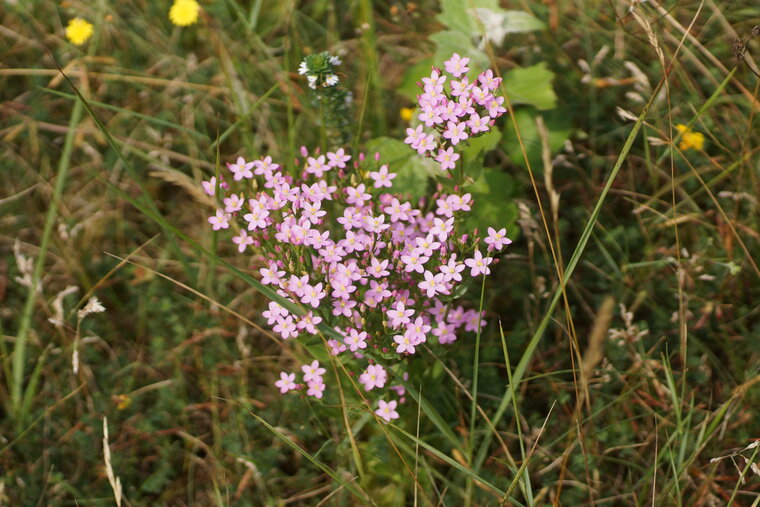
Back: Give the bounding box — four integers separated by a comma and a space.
359, 152, 365, 161
374, 152, 380, 161
300, 146, 308, 157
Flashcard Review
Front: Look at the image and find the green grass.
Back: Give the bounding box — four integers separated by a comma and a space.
2, 0, 760, 505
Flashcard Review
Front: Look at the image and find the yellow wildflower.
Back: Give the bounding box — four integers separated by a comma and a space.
400, 107, 414, 122
65, 18, 94, 46
114, 394, 132, 410
169, 0, 200, 27
675, 124, 705, 151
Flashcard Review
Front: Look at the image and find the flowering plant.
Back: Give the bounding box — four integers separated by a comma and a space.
298, 51, 353, 146
203, 54, 512, 422
405, 53, 507, 175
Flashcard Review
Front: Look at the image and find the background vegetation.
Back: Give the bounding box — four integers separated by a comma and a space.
2, 0, 759, 504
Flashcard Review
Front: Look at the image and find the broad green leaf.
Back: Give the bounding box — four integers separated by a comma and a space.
366, 137, 431, 199
473, 8, 545, 39
464, 169, 519, 235
437, 0, 499, 34
396, 157, 434, 199
430, 30, 489, 71
462, 129, 502, 161
502, 108, 572, 170
398, 58, 433, 102
504, 62, 557, 110
365, 136, 411, 166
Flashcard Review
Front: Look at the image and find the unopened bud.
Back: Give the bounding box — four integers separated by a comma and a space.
374, 151, 380, 161
300, 146, 308, 157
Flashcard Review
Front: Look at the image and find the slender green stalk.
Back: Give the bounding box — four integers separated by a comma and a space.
11, 97, 83, 420
727, 444, 760, 506
474, 66, 669, 473
465, 273, 487, 505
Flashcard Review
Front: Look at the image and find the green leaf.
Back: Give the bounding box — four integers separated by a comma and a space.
504, 62, 557, 110
366, 137, 431, 199
437, 0, 499, 34
475, 9, 546, 36
462, 129, 502, 161
365, 136, 410, 166
502, 108, 572, 170
398, 58, 433, 102
464, 169, 519, 234
429, 31, 489, 72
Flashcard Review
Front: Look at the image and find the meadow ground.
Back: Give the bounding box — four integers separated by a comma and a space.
2, 0, 760, 505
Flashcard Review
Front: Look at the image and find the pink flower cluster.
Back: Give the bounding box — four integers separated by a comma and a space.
203, 88, 512, 423
405, 54, 507, 172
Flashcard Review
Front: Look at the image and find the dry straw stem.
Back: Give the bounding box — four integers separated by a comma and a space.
579, 296, 615, 412
102, 417, 123, 507
647, 0, 760, 111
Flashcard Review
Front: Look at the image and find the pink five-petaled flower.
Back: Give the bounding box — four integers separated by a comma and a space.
345, 184, 371, 206
432, 321, 457, 345
444, 53, 470, 78
227, 156, 254, 181
415, 133, 436, 154
302, 360, 326, 383
478, 69, 502, 91
273, 316, 298, 339
450, 77, 471, 97
375, 399, 400, 422
275, 372, 297, 393
306, 155, 331, 178
440, 254, 466, 282
443, 121, 468, 145
306, 379, 326, 399
232, 230, 255, 252
253, 155, 279, 176
369, 164, 396, 188
201, 176, 219, 196
368, 257, 390, 278
400, 250, 426, 274
345, 328, 368, 352
244, 207, 269, 230
359, 364, 388, 391
404, 125, 424, 148
332, 297, 357, 317
485, 227, 513, 251
300, 283, 326, 308
405, 316, 431, 344
388, 302, 414, 328
430, 216, 455, 241
422, 68, 446, 89
418, 270, 449, 298
393, 334, 416, 354
467, 113, 491, 134
262, 301, 287, 325
297, 311, 322, 334
260, 262, 285, 286
208, 210, 231, 230
327, 338, 347, 355
465, 249, 493, 276
223, 193, 244, 213
435, 147, 460, 171
326, 148, 351, 168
